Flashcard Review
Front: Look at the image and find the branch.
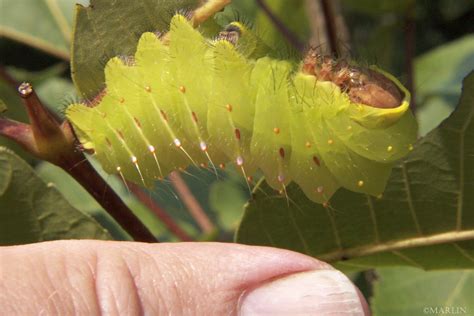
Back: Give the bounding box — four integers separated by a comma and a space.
319, 0, 350, 58
305, 0, 329, 54
255, 0, 305, 52
193, 0, 231, 27
64, 151, 158, 242
4, 82, 158, 242
169, 171, 215, 234
0, 118, 38, 155
127, 181, 194, 241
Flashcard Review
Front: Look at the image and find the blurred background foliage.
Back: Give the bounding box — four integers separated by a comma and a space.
1, 1, 473, 314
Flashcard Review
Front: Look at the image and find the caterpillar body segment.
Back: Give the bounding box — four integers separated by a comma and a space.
67, 14, 417, 204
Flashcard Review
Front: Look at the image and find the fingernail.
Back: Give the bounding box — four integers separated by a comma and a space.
239, 270, 367, 316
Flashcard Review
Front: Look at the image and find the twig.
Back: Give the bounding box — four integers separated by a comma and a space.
192, 0, 231, 27
127, 181, 194, 241
255, 0, 305, 52
320, 0, 349, 57
169, 171, 215, 234
65, 153, 158, 242
305, 0, 329, 54
0, 118, 38, 155
11, 82, 158, 242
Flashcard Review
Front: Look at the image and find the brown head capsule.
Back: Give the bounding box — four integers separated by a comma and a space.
302, 50, 403, 108
346, 68, 403, 108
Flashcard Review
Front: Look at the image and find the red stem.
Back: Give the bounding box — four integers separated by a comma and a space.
64, 156, 158, 242
169, 171, 215, 234
127, 181, 194, 241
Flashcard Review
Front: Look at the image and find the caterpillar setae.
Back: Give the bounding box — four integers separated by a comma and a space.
66, 14, 417, 204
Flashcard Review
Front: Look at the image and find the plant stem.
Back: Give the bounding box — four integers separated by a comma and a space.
305, 0, 329, 53
169, 171, 215, 234
14, 82, 158, 243
127, 181, 194, 241
63, 154, 158, 242
319, 0, 349, 58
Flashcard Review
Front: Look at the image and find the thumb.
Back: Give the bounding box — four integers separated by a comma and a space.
1, 240, 369, 315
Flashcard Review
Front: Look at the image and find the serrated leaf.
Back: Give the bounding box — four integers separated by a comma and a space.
0, 147, 111, 245
371, 267, 474, 316
0, 0, 86, 59
416, 35, 474, 135
71, 0, 201, 99
236, 71, 474, 270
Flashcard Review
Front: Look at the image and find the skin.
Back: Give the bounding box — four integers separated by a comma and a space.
0, 240, 371, 315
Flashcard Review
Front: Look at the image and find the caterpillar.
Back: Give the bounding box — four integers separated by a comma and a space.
66, 14, 417, 204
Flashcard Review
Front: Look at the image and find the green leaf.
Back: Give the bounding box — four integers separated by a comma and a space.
371, 267, 474, 316
416, 35, 474, 135
209, 174, 248, 231
35, 159, 177, 241
71, 0, 200, 99
0, 147, 111, 245
0, 0, 86, 59
236, 71, 474, 270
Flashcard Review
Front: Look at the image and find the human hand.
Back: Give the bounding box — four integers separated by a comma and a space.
0, 240, 369, 315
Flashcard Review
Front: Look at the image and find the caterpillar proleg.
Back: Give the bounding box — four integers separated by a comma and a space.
67, 14, 417, 204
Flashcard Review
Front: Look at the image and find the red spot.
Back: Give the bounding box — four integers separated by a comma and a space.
179, 86, 186, 93
313, 156, 320, 166
226, 104, 233, 112
134, 117, 142, 128
160, 110, 168, 121
119, 97, 125, 103
192, 112, 198, 123
117, 130, 125, 140
235, 128, 241, 141
279, 147, 285, 159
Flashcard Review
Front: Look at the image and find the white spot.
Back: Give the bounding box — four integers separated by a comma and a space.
236, 156, 244, 166
278, 174, 285, 183
174, 138, 182, 147
317, 186, 324, 194
131, 156, 138, 164
200, 141, 208, 151
116, 166, 122, 172
148, 145, 156, 153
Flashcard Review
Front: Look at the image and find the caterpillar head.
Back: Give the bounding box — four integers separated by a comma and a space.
302, 48, 404, 109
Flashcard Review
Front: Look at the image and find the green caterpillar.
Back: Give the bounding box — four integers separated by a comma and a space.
66, 14, 417, 204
